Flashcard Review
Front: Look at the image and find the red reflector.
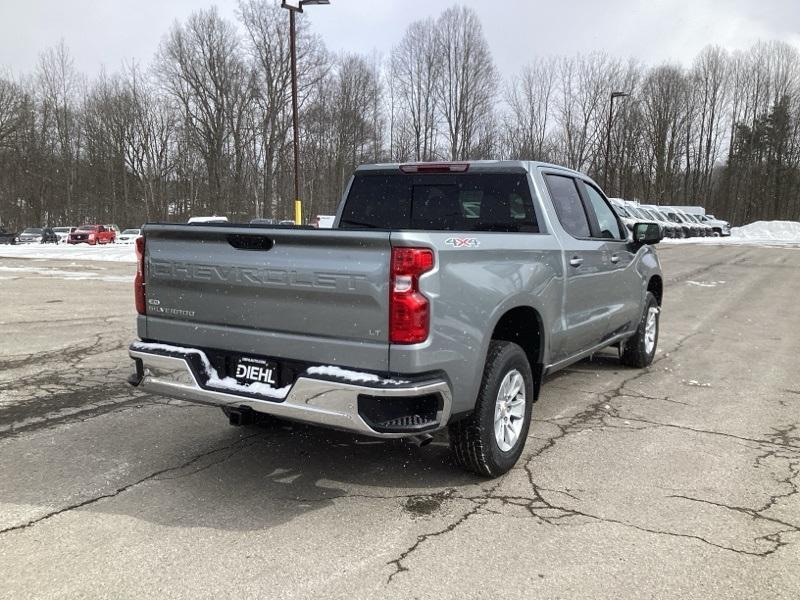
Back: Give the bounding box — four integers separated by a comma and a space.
390, 248, 434, 344
134, 236, 146, 315
399, 162, 470, 174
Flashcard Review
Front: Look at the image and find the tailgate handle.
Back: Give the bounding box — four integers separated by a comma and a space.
227, 235, 274, 251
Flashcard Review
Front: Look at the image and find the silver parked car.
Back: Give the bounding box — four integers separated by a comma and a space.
17, 228, 44, 244
639, 205, 681, 239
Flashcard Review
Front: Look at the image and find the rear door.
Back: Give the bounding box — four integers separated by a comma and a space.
577, 180, 641, 338
543, 173, 611, 361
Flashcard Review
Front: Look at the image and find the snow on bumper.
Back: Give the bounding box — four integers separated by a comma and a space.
128, 342, 452, 438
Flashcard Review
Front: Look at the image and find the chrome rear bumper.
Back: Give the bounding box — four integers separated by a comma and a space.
129, 344, 452, 438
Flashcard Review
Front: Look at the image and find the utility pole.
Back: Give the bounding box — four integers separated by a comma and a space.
282, 0, 330, 225
604, 91, 630, 192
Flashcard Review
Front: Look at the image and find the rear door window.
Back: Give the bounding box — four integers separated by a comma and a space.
544, 174, 590, 238
340, 172, 538, 232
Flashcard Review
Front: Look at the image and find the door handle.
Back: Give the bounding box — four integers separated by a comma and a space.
569, 256, 583, 267
610, 254, 620, 264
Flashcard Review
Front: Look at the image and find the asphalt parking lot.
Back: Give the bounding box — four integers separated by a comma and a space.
1, 244, 798, 599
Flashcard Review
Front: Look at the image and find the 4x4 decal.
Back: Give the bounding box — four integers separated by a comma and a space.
444, 237, 480, 248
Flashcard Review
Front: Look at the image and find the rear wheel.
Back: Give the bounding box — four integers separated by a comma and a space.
621, 292, 659, 368
449, 341, 534, 477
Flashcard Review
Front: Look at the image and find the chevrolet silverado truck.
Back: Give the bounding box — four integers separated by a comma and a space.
128, 161, 664, 476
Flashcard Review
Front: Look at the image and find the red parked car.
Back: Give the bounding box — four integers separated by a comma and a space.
67, 224, 116, 245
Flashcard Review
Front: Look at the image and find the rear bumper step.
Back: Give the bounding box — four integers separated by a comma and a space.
128, 343, 452, 438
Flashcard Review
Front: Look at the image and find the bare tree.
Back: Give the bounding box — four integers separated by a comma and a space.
390, 17, 441, 161
158, 8, 253, 215
36, 41, 83, 222
684, 46, 730, 202
554, 53, 618, 173
435, 6, 498, 160
0, 73, 23, 149
640, 65, 690, 203
3, 7, 800, 230
238, 0, 326, 218
502, 58, 557, 160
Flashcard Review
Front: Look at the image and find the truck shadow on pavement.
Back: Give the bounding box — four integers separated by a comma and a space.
87, 411, 476, 533
85, 353, 627, 533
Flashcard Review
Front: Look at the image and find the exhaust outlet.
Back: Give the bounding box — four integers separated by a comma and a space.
406, 433, 434, 448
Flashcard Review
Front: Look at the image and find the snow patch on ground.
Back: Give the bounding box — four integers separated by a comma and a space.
0, 265, 131, 282
0, 243, 136, 263
683, 379, 712, 388
687, 280, 726, 288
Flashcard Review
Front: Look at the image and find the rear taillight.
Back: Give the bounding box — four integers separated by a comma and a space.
390, 247, 434, 344
134, 236, 146, 315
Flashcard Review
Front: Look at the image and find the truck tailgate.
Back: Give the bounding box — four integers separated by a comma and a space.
142, 225, 392, 370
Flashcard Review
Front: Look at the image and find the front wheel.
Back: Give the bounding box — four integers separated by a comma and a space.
620, 292, 659, 368
449, 341, 534, 477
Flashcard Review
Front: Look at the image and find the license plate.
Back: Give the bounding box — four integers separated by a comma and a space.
234, 356, 279, 387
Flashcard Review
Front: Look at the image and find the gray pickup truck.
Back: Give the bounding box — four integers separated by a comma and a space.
128, 161, 664, 476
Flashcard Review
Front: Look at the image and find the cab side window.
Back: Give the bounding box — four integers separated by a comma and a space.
544, 174, 590, 238
583, 184, 624, 240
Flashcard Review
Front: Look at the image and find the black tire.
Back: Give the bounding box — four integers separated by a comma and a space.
620, 292, 659, 368
449, 340, 534, 477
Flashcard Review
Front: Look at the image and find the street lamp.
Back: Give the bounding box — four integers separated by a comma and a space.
282, 0, 330, 225
603, 91, 630, 191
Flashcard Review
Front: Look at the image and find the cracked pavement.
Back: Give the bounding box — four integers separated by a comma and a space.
0, 246, 798, 599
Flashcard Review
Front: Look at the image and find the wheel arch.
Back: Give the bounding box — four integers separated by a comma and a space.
647, 275, 663, 306
489, 305, 545, 400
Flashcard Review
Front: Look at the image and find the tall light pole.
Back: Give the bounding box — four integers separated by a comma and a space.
603, 91, 630, 192
281, 0, 330, 225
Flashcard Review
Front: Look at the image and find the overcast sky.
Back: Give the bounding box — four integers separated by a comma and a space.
1, 0, 799, 79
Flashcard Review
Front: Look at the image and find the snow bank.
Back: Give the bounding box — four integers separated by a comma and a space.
730, 220, 800, 242
663, 220, 800, 247
0, 243, 136, 263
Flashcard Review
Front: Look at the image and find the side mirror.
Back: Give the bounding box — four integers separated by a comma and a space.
633, 222, 663, 245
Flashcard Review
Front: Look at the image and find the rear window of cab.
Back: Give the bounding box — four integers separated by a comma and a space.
339, 172, 539, 233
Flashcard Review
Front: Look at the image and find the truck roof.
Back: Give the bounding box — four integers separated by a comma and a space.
355, 160, 583, 176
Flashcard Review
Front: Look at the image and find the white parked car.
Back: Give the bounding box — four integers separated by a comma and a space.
700, 215, 731, 236
117, 228, 142, 244
52, 226, 76, 243
608, 198, 637, 234
313, 215, 336, 229
188, 216, 229, 224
